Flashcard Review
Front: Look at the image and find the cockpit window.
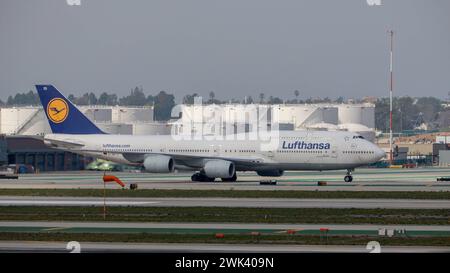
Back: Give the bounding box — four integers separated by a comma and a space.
352, 136, 365, 139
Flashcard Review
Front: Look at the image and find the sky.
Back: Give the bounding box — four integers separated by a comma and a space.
1, 0, 450, 102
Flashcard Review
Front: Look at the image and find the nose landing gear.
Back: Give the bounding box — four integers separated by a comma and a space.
344, 169, 353, 182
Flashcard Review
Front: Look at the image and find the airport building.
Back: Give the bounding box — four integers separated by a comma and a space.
1, 135, 88, 172
439, 150, 450, 167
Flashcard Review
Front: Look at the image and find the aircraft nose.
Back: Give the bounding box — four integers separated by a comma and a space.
375, 146, 385, 161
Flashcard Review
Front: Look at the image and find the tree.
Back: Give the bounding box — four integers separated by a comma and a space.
88, 92, 98, 105
335, 96, 345, 103
154, 91, 175, 121
146, 95, 154, 106
259, 93, 265, 104
268, 96, 283, 104
68, 94, 77, 104
119, 87, 146, 106
415, 97, 443, 123
208, 91, 215, 104
373, 96, 441, 132
74, 92, 97, 105
182, 93, 200, 104
6, 90, 40, 105
98, 92, 118, 105
243, 96, 254, 104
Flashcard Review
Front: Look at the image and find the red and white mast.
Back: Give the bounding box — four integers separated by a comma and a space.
388, 30, 394, 164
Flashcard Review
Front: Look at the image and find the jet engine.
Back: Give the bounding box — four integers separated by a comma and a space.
203, 160, 235, 178
143, 155, 174, 173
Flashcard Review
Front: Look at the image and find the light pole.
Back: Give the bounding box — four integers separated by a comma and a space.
388, 30, 394, 164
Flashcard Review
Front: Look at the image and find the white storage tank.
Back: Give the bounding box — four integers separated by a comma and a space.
132, 122, 172, 135
338, 105, 363, 125
316, 106, 338, 125
98, 123, 133, 135
306, 122, 339, 131
80, 107, 112, 123
0, 107, 41, 134
17, 110, 51, 135
361, 104, 375, 129
274, 105, 317, 127
178, 105, 205, 124
275, 105, 339, 129
201, 104, 223, 124
112, 106, 154, 123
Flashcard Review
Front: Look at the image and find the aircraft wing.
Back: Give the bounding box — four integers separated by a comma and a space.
123, 152, 272, 169
172, 154, 269, 168
43, 138, 85, 149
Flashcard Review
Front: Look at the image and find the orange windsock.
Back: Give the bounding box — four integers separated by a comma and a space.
103, 175, 125, 187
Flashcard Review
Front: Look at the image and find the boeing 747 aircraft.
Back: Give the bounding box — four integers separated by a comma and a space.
36, 85, 385, 182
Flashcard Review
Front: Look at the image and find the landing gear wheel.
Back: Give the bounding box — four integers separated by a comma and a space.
191, 173, 201, 182
191, 172, 215, 182
221, 173, 237, 182
344, 169, 354, 182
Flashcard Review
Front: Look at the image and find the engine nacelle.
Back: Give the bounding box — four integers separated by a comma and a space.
256, 169, 284, 177
203, 160, 235, 178
143, 155, 174, 173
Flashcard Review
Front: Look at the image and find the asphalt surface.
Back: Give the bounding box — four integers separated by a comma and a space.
1, 241, 449, 253
2, 221, 450, 231
1, 168, 450, 191
1, 222, 450, 253
0, 196, 449, 209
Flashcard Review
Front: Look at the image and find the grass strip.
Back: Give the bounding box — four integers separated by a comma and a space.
0, 206, 449, 225
0, 189, 449, 199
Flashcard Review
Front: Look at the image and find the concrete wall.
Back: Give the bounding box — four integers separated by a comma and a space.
439, 150, 450, 167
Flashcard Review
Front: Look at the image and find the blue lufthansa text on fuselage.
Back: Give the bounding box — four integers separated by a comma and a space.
282, 141, 331, 150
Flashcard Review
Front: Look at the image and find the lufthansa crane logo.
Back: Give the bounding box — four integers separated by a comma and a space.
47, 98, 69, 123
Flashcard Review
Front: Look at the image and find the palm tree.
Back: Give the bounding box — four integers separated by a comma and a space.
294, 90, 300, 103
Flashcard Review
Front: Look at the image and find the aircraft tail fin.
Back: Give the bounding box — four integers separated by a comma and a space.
36, 85, 106, 134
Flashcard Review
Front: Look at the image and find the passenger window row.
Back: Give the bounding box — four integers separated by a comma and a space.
343, 151, 374, 154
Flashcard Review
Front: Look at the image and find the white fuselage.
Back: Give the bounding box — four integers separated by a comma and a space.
44, 130, 385, 172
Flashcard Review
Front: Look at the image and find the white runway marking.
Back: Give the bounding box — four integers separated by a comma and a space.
0, 200, 160, 206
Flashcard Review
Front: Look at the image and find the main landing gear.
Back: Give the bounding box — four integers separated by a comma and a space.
191, 172, 215, 182
191, 172, 238, 182
344, 169, 353, 182
221, 173, 237, 182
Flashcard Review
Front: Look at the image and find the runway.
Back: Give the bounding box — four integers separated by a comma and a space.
1, 221, 450, 237
0, 241, 448, 253
1, 168, 449, 191
2, 221, 450, 231
1, 196, 449, 209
